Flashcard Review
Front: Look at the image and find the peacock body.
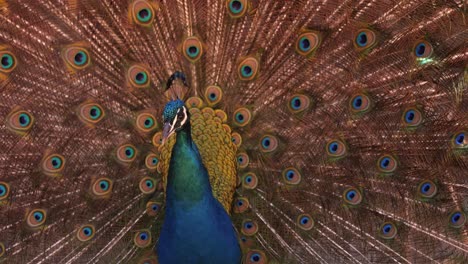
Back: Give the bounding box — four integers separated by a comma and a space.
0, 0, 467, 263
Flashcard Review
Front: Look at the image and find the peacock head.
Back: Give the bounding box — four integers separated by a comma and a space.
162, 99, 189, 142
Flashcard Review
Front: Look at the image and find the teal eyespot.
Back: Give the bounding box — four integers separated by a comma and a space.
117, 144, 137, 164
27, 209, 47, 228
226, 0, 248, 18
139, 177, 156, 194
77, 224, 95, 241
92, 178, 113, 197
297, 214, 314, 230
134, 230, 151, 247
1, 53, 14, 69
73, 51, 87, 66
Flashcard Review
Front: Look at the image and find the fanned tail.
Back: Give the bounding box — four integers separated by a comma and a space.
0, 0, 467, 263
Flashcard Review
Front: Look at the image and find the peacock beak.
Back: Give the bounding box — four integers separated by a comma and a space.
162, 121, 175, 145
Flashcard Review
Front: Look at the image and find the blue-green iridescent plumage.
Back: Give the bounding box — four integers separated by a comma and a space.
157, 101, 241, 263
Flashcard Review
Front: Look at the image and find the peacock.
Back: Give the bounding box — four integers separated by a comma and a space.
0, 0, 467, 263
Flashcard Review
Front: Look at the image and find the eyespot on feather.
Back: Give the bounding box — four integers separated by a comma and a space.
354, 29, 377, 51
288, 94, 311, 114
204, 86, 223, 105
139, 177, 156, 194
417, 180, 437, 199
77, 102, 105, 125
6, 109, 34, 134
0, 50, 17, 74
238, 57, 259, 81
297, 214, 314, 231
295, 31, 321, 57
136, 112, 157, 133
0, 242, 4, 257
77, 224, 95, 242
0, 182, 10, 201
413, 40, 433, 59
92, 178, 113, 197
26, 209, 47, 228
402, 108, 422, 127
282, 167, 301, 185
448, 211, 466, 228
349, 93, 371, 113
185, 97, 204, 109
245, 249, 267, 264
326, 139, 347, 158
145, 153, 159, 170
343, 187, 362, 205
377, 154, 397, 173
233, 108, 252, 127
259, 135, 278, 153
116, 144, 137, 164
226, 0, 248, 18
237, 152, 249, 169
127, 64, 151, 89
242, 172, 258, 189
152, 132, 163, 147
134, 230, 152, 248
452, 131, 466, 148
41, 154, 65, 177
146, 201, 161, 216
62, 45, 91, 71
231, 132, 242, 147
241, 219, 258, 236
129, 0, 158, 26
233, 197, 249, 213
182, 36, 203, 62
379, 222, 397, 239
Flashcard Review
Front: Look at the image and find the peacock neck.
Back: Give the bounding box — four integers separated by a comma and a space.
166, 125, 213, 204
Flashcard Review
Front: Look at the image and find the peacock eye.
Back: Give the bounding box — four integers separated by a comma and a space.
77, 224, 95, 241
245, 250, 267, 264
354, 29, 377, 51
295, 31, 321, 57
234, 197, 249, 213
146, 201, 162, 216
233, 108, 252, 127
92, 178, 113, 197
242, 173, 258, 189
116, 144, 137, 164
297, 214, 314, 230
226, 0, 248, 18
136, 113, 157, 132
78, 102, 105, 125
326, 139, 347, 157
238, 57, 259, 81
350, 94, 371, 113
282, 167, 301, 185
183, 36, 203, 62
134, 231, 152, 247
127, 65, 151, 88
449, 211, 465, 228
237, 152, 249, 168
343, 187, 363, 205
402, 108, 422, 127
27, 209, 47, 228
259, 135, 278, 153
379, 222, 397, 239
6, 109, 34, 134
377, 155, 397, 173
0, 51, 16, 71
204, 86, 223, 105
413, 40, 433, 58
130, 0, 157, 26
0, 182, 10, 201
452, 132, 466, 148
62, 46, 91, 71
417, 180, 437, 198
241, 219, 258, 236
42, 154, 65, 177
139, 177, 157, 194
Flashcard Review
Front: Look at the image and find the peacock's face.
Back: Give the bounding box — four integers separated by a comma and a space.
162, 99, 189, 141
